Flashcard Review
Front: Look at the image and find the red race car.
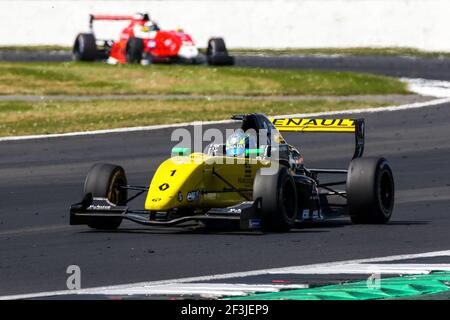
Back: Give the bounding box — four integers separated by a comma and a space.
73, 13, 234, 66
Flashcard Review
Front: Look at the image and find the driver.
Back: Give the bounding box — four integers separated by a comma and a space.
144, 20, 160, 31
225, 130, 256, 157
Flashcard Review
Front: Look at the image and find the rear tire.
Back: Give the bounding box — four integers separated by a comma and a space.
126, 37, 144, 63
206, 38, 234, 66
253, 166, 297, 232
84, 163, 128, 230
73, 33, 97, 62
347, 157, 395, 224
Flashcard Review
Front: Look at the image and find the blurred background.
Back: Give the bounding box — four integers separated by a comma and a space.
0, 0, 449, 50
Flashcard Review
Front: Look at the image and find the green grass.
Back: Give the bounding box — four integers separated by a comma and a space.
0, 61, 408, 96
229, 47, 450, 58
0, 99, 390, 137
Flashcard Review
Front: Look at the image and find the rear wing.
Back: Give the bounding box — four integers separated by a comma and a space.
89, 14, 136, 31
270, 117, 365, 159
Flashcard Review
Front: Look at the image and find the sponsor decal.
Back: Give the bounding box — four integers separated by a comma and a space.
249, 219, 261, 228
187, 190, 200, 202
302, 209, 309, 219
270, 118, 356, 133
312, 210, 319, 219
88, 205, 111, 210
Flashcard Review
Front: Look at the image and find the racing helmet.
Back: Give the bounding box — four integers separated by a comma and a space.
134, 13, 150, 21
226, 130, 251, 157
144, 20, 160, 31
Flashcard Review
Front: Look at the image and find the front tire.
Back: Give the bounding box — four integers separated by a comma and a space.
73, 33, 97, 62
84, 163, 128, 230
253, 166, 297, 232
126, 37, 144, 63
347, 157, 395, 224
206, 38, 234, 66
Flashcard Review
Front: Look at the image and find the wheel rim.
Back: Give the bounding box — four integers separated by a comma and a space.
379, 170, 394, 215
73, 39, 81, 58
209, 42, 216, 55
108, 171, 127, 205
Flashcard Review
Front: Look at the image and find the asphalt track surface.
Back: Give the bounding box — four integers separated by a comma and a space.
0, 53, 450, 297
236, 55, 450, 80
2, 50, 450, 80
1, 100, 450, 296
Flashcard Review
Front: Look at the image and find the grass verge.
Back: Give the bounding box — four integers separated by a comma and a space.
0, 99, 390, 137
0, 61, 408, 96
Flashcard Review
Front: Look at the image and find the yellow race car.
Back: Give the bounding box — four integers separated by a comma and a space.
70, 113, 395, 232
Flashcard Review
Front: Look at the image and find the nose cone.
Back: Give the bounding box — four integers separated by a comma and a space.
178, 44, 199, 59
145, 154, 206, 211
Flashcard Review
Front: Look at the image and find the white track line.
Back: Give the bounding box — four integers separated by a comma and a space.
78, 283, 308, 298
275, 97, 450, 119
402, 78, 450, 98
2, 249, 449, 300
277, 263, 450, 275
1, 97, 449, 142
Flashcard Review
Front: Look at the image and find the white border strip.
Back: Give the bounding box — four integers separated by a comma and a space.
1, 97, 449, 142
2, 249, 449, 300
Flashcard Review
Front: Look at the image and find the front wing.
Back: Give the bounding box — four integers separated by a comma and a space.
70, 194, 262, 230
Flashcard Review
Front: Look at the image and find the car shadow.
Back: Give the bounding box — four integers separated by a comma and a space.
385, 220, 430, 226
81, 226, 330, 236
298, 220, 351, 229
78, 219, 428, 236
